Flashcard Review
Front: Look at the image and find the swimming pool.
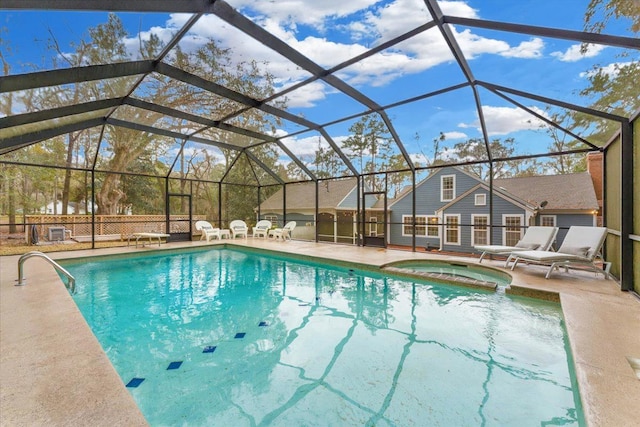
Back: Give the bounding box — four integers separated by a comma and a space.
64, 248, 583, 426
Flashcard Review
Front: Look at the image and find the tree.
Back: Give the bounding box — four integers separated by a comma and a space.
578, 1, 640, 140
584, 0, 640, 34
0, 32, 18, 232
448, 137, 535, 180
430, 131, 446, 166
538, 111, 587, 174
386, 154, 412, 198
342, 114, 392, 191
27, 14, 286, 216
313, 138, 344, 178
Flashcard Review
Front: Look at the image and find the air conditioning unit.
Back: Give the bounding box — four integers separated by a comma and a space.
48, 227, 66, 241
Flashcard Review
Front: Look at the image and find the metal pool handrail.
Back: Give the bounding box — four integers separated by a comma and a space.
16, 251, 76, 294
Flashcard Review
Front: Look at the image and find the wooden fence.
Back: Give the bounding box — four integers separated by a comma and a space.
23, 214, 207, 242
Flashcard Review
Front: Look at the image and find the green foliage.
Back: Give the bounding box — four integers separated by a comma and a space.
579, 0, 640, 143
341, 114, 394, 191
1, 13, 287, 217
584, 0, 640, 33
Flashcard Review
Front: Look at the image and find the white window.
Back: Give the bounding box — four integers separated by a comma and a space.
475, 193, 486, 206
472, 215, 489, 246
503, 214, 524, 246
427, 216, 439, 237
540, 215, 556, 227
441, 175, 455, 201
265, 215, 278, 225
402, 216, 413, 236
402, 215, 427, 236
444, 214, 461, 245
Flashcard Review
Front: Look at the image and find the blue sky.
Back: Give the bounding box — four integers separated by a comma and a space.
1, 0, 636, 173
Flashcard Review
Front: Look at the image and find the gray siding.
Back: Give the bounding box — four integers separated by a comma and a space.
441, 190, 525, 253
389, 167, 482, 247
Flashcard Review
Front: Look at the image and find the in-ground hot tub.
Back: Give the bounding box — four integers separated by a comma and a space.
381, 259, 512, 291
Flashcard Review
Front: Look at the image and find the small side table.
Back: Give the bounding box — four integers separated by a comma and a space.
219, 229, 231, 239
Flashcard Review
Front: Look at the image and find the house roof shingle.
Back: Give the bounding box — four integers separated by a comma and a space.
494, 172, 598, 211
259, 171, 598, 213
259, 178, 358, 211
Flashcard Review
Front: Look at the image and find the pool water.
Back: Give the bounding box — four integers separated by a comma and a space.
64, 248, 583, 426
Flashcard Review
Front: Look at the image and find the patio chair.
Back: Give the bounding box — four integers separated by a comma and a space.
252, 220, 272, 238
269, 221, 296, 241
510, 226, 610, 279
474, 226, 558, 267
195, 220, 220, 242
229, 220, 248, 238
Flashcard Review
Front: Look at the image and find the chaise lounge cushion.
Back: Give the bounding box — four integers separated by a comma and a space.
515, 242, 540, 250
561, 246, 590, 257
510, 250, 590, 263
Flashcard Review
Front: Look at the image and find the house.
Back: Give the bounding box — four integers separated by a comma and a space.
258, 167, 598, 253
39, 201, 94, 214
388, 166, 598, 253
40, 201, 74, 214
257, 178, 380, 243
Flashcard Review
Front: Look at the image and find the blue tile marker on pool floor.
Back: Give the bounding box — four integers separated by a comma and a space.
126, 378, 145, 388
167, 361, 183, 370
234, 332, 246, 339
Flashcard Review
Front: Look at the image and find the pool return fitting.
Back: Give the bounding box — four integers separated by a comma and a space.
16, 251, 76, 294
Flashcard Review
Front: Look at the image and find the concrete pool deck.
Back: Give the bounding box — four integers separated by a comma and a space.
1, 239, 638, 426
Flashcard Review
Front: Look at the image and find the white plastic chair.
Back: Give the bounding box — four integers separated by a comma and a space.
195, 220, 220, 242
269, 221, 296, 241
252, 220, 272, 238
229, 220, 248, 238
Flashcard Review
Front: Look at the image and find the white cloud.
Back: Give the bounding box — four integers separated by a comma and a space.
551, 43, 607, 62
121, 2, 548, 109
409, 152, 430, 164
280, 134, 330, 158
459, 105, 550, 136
443, 131, 467, 139
439, 146, 462, 160
579, 61, 633, 78
273, 81, 329, 108
227, 0, 381, 29
500, 37, 544, 59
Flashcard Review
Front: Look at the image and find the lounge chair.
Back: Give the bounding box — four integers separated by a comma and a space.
474, 226, 558, 266
510, 226, 609, 279
269, 221, 296, 241
229, 220, 248, 238
252, 220, 272, 238
195, 220, 220, 242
